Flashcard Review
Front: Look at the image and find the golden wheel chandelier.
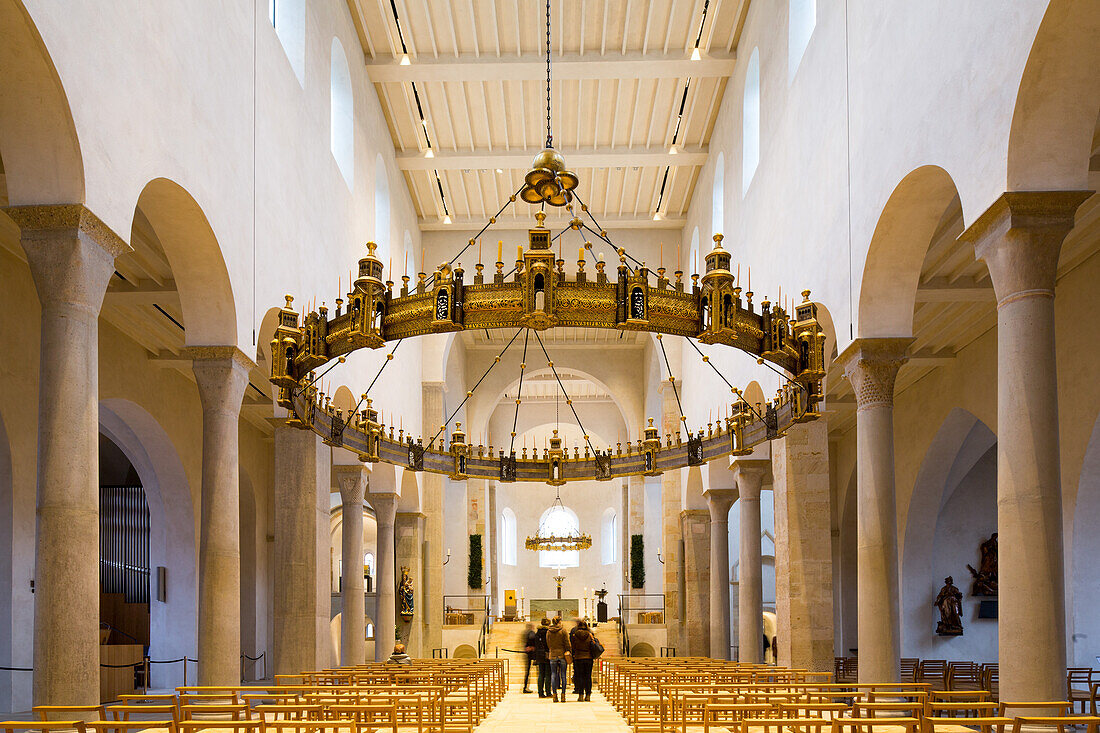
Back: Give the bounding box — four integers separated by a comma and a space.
524, 485, 592, 553
267, 0, 829, 485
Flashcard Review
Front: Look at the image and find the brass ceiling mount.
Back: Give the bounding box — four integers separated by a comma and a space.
519, 147, 579, 207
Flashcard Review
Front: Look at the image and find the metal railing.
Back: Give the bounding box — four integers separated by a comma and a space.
618, 593, 665, 657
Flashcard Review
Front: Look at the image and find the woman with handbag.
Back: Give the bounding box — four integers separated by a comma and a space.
569, 620, 598, 701
545, 616, 570, 702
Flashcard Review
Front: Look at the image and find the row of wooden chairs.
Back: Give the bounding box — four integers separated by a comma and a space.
600, 657, 1100, 733
4, 658, 508, 733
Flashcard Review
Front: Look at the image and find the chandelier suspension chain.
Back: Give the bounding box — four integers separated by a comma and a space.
426, 184, 527, 288
509, 329, 531, 455
656, 335, 687, 437
683, 337, 767, 423
427, 328, 524, 447
349, 339, 404, 417
545, 0, 553, 148
531, 329, 597, 457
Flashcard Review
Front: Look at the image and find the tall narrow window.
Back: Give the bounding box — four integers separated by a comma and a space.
331, 38, 354, 188
269, 0, 305, 85
601, 508, 618, 565
500, 508, 517, 566
712, 156, 725, 237
742, 48, 761, 194
789, 0, 816, 82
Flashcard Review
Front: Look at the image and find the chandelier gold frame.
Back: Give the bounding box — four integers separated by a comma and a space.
524, 489, 592, 552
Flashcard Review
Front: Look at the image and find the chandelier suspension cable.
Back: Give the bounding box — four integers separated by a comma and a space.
349, 339, 404, 416
655, 334, 688, 437
427, 327, 524, 447
683, 337, 767, 422
544, 0, 553, 148
427, 184, 527, 288
509, 329, 531, 455
531, 329, 597, 456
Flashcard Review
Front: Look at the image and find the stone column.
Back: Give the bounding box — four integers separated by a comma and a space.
188, 347, 253, 685
838, 338, 911, 682
272, 425, 330, 674
962, 191, 1090, 704
772, 421, 834, 672
370, 492, 398, 661
395, 510, 425, 656
421, 382, 446, 653
658, 380, 683, 651
7, 206, 129, 705
680, 508, 711, 656
734, 462, 767, 663
487, 481, 500, 615
621, 480, 631, 592
705, 488, 736, 659
335, 465, 369, 666
628, 475, 645, 592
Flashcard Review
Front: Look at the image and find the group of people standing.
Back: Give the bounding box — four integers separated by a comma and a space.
522, 617, 599, 702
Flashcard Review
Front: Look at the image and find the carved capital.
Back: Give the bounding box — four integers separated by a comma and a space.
334, 464, 369, 504
187, 347, 253, 418
837, 338, 914, 412
960, 190, 1092, 301
731, 459, 770, 501
704, 487, 737, 519
367, 491, 399, 524
4, 203, 130, 258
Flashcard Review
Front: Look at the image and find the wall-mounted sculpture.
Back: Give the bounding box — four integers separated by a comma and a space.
934, 576, 964, 636
399, 567, 414, 620
967, 532, 998, 596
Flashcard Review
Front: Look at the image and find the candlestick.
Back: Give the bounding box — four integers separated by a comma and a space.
497, 239, 503, 263
478, 239, 482, 264
404, 251, 408, 276
736, 263, 740, 288
517, 244, 523, 261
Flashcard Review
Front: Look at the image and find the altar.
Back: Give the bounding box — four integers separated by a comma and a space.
529, 598, 580, 620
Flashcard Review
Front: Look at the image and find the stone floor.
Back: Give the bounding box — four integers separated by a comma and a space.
475, 687, 631, 732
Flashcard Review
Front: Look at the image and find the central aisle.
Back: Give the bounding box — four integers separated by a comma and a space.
476, 686, 631, 732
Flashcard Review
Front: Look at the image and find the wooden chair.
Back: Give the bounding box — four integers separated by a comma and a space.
901, 659, 920, 684
1068, 668, 1095, 714
742, 718, 833, 733
946, 664, 983, 692
1010, 715, 1100, 733
34, 707, 107, 723
920, 716, 1011, 733
832, 717, 921, 733
918, 661, 948, 691
997, 701, 1072, 718
87, 719, 176, 733
0, 723, 89, 733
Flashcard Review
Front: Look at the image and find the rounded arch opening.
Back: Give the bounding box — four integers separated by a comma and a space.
537, 504, 581, 569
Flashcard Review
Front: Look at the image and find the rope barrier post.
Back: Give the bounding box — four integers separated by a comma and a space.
183, 657, 187, 687
143, 656, 150, 693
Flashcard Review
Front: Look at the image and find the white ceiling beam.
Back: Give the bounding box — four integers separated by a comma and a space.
397, 145, 708, 171
915, 277, 994, 303
906, 348, 957, 367
419, 213, 686, 231
367, 51, 736, 83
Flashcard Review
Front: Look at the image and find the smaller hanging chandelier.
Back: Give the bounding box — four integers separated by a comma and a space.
525, 491, 593, 552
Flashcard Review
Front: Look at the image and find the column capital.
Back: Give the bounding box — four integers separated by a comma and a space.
187, 347, 253, 417
5, 203, 130, 257
656, 377, 683, 395
679, 508, 709, 522
368, 491, 399, 518
960, 191, 1092, 300
334, 464, 369, 504
732, 459, 769, 500
837, 337, 914, 412
704, 487, 737, 518
421, 381, 447, 391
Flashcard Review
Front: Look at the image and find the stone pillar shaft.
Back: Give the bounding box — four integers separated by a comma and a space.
336, 466, 369, 666
706, 490, 736, 660
658, 380, 683, 651
736, 466, 765, 664
839, 338, 910, 683
488, 481, 499, 614
964, 191, 1090, 704
680, 508, 711, 656
10, 206, 128, 706
371, 493, 398, 661
421, 382, 446, 653
395, 511, 425, 656
190, 348, 252, 685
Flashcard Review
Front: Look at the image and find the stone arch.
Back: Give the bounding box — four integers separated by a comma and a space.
857, 166, 960, 338
453, 643, 478, 659
630, 642, 655, 657
1007, 0, 1100, 191
133, 178, 237, 346
900, 408, 996, 658
0, 0, 84, 205
332, 386, 356, 415
98, 399, 196, 688
1071, 411, 1100, 665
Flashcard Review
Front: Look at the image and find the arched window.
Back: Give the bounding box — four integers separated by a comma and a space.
538, 504, 581, 568
742, 48, 761, 194
375, 155, 390, 258
601, 508, 618, 565
712, 155, 724, 237
330, 38, 354, 188
269, 0, 305, 86
788, 0, 816, 82
364, 552, 374, 577
500, 508, 517, 566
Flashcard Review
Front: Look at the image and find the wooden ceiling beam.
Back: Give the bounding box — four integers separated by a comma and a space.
397, 144, 707, 171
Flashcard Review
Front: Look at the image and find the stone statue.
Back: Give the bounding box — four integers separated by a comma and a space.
934, 576, 964, 636
399, 566, 414, 620
966, 532, 997, 596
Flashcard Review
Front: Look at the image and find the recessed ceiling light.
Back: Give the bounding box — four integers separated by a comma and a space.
425, 148, 434, 158
496, 168, 504, 174
690, 47, 701, 61
443, 214, 452, 224
400, 53, 411, 65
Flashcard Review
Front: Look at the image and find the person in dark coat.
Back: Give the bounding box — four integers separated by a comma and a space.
534, 618, 551, 697
521, 623, 538, 693
545, 617, 570, 702
569, 620, 594, 701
